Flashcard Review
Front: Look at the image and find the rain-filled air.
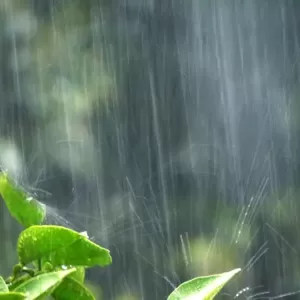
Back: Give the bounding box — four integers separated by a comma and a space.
0, 1, 300, 299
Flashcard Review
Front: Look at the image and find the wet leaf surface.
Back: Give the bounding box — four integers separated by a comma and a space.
13, 269, 75, 300
0, 172, 46, 228
52, 276, 95, 300
167, 268, 241, 300
17, 225, 112, 267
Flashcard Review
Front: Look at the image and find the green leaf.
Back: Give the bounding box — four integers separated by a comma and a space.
7, 275, 31, 291
0, 277, 8, 292
13, 269, 75, 300
0, 292, 26, 299
17, 225, 112, 268
0, 172, 46, 228
53, 265, 85, 283
68, 267, 85, 283
167, 268, 241, 300
52, 276, 95, 300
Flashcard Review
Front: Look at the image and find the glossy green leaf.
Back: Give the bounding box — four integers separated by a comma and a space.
0, 277, 8, 292
53, 265, 85, 283
167, 268, 241, 300
13, 269, 75, 300
0, 292, 26, 299
7, 275, 31, 291
68, 267, 85, 283
0, 172, 46, 228
17, 225, 112, 268
52, 276, 95, 300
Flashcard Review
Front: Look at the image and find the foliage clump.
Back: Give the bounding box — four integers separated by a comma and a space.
0, 171, 240, 299
0, 171, 111, 299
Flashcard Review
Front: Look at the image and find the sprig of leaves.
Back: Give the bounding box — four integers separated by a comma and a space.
0, 171, 241, 299
0, 172, 111, 299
